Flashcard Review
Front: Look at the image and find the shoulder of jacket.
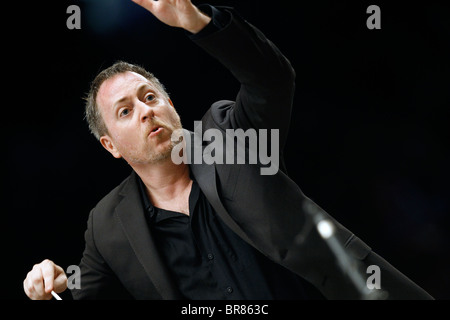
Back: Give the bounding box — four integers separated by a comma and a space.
90, 173, 134, 218
203, 100, 235, 130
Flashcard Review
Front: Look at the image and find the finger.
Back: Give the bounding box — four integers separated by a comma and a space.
23, 274, 34, 299
41, 260, 56, 294
29, 265, 46, 298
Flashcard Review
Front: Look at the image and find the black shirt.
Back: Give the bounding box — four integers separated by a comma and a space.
138, 176, 325, 300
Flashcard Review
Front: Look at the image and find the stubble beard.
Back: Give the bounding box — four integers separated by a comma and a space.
146, 135, 179, 163
142, 115, 183, 165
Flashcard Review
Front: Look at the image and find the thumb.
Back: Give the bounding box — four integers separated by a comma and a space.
53, 266, 68, 293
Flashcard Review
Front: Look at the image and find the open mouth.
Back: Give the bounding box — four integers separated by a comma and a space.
149, 127, 163, 137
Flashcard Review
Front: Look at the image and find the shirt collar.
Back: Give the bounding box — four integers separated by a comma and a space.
136, 167, 199, 220
137, 175, 153, 214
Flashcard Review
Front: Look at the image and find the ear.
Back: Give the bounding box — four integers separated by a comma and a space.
168, 98, 174, 108
100, 135, 122, 159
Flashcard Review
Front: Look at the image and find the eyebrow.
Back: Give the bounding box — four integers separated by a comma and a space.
112, 83, 154, 110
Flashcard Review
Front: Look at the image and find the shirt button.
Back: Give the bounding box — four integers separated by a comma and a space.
226, 286, 233, 294
207, 253, 214, 260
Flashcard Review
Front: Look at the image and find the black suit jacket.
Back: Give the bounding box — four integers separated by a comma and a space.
72, 7, 433, 300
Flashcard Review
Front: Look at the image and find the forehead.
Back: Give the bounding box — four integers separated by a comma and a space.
96, 71, 154, 109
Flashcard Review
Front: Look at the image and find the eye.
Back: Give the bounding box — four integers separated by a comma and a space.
145, 93, 156, 102
119, 108, 131, 118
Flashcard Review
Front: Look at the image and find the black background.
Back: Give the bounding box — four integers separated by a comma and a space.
3, 0, 449, 300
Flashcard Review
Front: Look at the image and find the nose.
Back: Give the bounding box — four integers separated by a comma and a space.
139, 102, 155, 123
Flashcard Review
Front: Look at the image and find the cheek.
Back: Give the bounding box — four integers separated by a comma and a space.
113, 130, 144, 154
166, 108, 182, 128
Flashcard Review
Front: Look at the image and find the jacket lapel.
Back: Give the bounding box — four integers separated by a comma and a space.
185, 129, 254, 247
115, 172, 181, 299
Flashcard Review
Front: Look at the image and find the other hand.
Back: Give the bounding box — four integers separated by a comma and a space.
23, 259, 68, 300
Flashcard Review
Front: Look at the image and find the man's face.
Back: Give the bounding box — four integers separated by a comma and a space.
97, 71, 182, 165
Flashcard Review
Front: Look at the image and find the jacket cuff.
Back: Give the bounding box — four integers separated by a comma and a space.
188, 4, 232, 41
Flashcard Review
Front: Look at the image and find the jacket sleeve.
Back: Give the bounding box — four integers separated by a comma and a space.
190, 5, 296, 151
70, 209, 132, 300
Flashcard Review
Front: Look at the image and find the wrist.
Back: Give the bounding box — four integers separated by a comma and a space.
184, 9, 212, 34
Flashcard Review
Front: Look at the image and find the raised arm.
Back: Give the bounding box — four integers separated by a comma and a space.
132, 0, 296, 150
190, 5, 296, 149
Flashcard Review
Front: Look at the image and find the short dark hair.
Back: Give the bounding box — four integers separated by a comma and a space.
84, 61, 169, 140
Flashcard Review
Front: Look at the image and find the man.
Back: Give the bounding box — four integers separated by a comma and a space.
23, 0, 433, 300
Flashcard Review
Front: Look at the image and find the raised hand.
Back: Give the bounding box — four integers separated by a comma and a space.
131, 0, 211, 33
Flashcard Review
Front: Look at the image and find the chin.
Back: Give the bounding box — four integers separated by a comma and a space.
147, 142, 175, 164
